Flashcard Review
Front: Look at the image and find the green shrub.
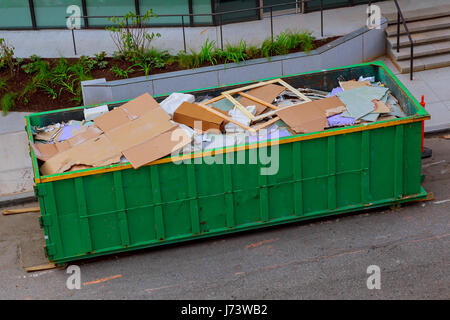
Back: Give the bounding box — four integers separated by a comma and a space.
245, 45, 261, 60
199, 39, 219, 65
110, 65, 134, 78
221, 40, 247, 65
1, 92, 17, 115
177, 50, 202, 69
106, 10, 161, 59
0, 38, 15, 75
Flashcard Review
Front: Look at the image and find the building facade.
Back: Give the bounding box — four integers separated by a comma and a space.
1, 0, 376, 29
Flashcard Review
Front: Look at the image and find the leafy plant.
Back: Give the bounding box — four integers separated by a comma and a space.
298, 31, 315, 54
0, 77, 7, 91
245, 45, 260, 60
221, 40, 247, 65
110, 65, 134, 78
177, 50, 202, 69
199, 39, 219, 65
80, 51, 108, 71
0, 38, 16, 75
106, 10, 161, 59
1, 92, 17, 115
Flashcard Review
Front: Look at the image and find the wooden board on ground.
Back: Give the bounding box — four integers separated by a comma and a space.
25, 263, 57, 272
2, 207, 40, 215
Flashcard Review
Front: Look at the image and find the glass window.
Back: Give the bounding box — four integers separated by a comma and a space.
192, 0, 213, 25
215, 0, 259, 24
139, 0, 189, 26
86, 0, 136, 27
263, 0, 296, 13
305, 0, 351, 12
34, 0, 84, 28
0, 0, 32, 29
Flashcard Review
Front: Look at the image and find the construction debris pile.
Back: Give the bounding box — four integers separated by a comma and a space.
32, 77, 407, 176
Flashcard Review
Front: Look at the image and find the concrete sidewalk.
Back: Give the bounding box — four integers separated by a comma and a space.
379, 56, 450, 132
0, 112, 34, 201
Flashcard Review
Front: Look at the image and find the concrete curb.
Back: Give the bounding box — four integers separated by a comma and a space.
0, 191, 36, 208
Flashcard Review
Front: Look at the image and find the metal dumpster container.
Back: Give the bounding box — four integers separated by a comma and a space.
25, 61, 430, 265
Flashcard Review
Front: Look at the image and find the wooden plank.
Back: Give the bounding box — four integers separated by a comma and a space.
2, 207, 40, 215
277, 78, 311, 102
222, 93, 256, 119
25, 263, 57, 272
251, 116, 280, 132
238, 92, 279, 110
222, 79, 279, 95
197, 103, 256, 133
202, 95, 226, 105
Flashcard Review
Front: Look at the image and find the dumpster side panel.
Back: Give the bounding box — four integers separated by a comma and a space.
39, 121, 425, 263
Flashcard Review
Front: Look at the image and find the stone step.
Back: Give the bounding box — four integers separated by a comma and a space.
385, 16, 450, 37
391, 52, 450, 74
384, 4, 450, 25
389, 40, 450, 61
387, 28, 450, 49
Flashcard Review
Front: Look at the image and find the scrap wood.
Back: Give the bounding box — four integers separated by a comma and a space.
440, 134, 450, 140
197, 103, 256, 134
221, 79, 312, 121
201, 95, 225, 105
238, 91, 279, 110
251, 116, 280, 132
2, 207, 40, 215
25, 263, 57, 273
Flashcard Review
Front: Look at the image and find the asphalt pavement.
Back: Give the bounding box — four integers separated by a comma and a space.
0, 134, 448, 300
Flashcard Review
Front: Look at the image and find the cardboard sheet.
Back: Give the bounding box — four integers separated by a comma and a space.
94, 93, 159, 132
94, 93, 191, 169
122, 127, 192, 168
276, 102, 327, 134
33, 126, 103, 162
173, 102, 226, 132
40, 134, 122, 176
339, 80, 371, 91
239, 84, 285, 115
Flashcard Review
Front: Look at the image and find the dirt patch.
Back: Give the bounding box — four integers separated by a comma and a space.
1, 36, 341, 113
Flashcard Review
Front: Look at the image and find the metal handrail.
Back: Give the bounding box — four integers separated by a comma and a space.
67, 0, 327, 55
393, 0, 414, 80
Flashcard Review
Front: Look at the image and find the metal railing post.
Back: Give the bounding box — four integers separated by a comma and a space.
181, 15, 187, 53
396, 12, 400, 52
270, 7, 274, 42
410, 44, 414, 80
220, 14, 224, 50
320, 0, 323, 37
71, 29, 77, 55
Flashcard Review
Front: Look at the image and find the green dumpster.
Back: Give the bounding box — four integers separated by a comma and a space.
25, 61, 430, 265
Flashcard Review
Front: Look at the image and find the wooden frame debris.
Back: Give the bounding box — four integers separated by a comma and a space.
202, 79, 312, 123
221, 78, 311, 121
2, 207, 40, 215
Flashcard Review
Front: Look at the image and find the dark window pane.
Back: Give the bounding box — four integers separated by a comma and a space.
0, 0, 32, 28
34, 0, 84, 28
215, 0, 259, 24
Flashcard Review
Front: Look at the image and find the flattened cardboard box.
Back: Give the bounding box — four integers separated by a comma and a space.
95, 93, 191, 169
33, 126, 103, 162
40, 134, 122, 176
277, 96, 346, 133
240, 83, 285, 115
173, 102, 226, 132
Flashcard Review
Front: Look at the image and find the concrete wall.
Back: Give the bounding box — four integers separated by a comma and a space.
82, 21, 387, 105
